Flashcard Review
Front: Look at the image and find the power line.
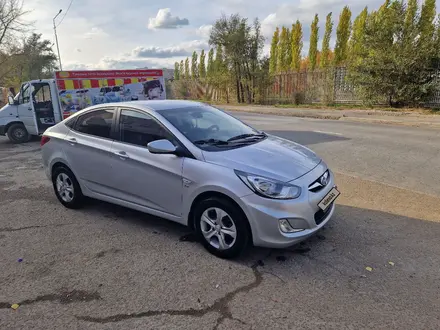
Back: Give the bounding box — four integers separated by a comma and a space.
56, 0, 74, 27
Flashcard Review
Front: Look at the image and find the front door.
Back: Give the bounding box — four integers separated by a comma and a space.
62, 107, 116, 196
17, 83, 38, 135
31, 82, 56, 133
109, 108, 183, 217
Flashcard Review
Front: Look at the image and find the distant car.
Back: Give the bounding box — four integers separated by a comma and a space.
41, 100, 339, 258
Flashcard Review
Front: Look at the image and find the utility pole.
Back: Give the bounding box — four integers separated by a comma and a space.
53, 9, 63, 71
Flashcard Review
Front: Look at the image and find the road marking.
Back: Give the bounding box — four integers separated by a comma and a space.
313, 130, 343, 136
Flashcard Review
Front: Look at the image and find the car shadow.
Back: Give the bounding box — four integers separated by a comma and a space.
82, 199, 440, 277
266, 130, 349, 146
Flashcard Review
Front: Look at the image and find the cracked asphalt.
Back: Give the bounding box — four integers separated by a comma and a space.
1, 114, 440, 329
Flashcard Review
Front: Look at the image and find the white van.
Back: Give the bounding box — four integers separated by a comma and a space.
0, 69, 165, 143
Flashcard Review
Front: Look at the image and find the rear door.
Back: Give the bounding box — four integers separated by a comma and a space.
109, 108, 184, 216
63, 107, 116, 196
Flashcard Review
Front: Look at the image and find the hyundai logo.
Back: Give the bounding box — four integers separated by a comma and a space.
320, 171, 329, 186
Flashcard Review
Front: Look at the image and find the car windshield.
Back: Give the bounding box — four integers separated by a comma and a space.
158, 105, 265, 149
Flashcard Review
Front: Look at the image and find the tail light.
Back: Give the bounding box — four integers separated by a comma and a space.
40, 136, 50, 147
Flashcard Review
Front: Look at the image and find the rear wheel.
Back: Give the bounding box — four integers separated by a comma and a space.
52, 166, 84, 209
7, 123, 30, 143
194, 197, 250, 259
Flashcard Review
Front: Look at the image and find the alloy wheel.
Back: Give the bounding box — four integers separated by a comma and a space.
56, 173, 75, 203
200, 207, 237, 250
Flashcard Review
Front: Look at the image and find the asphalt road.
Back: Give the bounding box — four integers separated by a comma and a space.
1, 115, 439, 329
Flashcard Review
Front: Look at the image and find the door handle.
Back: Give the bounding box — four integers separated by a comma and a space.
68, 138, 77, 145
115, 151, 129, 159
28, 108, 32, 111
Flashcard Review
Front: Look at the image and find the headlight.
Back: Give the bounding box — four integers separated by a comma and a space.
235, 170, 301, 200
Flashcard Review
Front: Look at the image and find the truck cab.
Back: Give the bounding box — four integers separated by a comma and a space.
0, 79, 61, 143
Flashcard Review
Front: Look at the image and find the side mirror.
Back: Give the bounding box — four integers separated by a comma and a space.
8, 96, 15, 105
147, 139, 178, 155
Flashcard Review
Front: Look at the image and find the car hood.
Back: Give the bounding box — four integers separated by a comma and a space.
202, 135, 322, 182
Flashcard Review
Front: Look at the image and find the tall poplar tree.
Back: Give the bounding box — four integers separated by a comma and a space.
207, 48, 214, 78
334, 6, 352, 65
320, 12, 333, 68
174, 62, 180, 80
191, 51, 198, 78
308, 14, 319, 70
199, 49, 206, 78
277, 26, 288, 72
269, 27, 280, 74
290, 20, 303, 71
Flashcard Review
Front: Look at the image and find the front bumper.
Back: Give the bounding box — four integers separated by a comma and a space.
241, 163, 337, 248
0, 125, 6, 136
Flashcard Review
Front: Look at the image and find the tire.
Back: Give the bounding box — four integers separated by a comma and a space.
52, 166, 84, 209
7, 123, 31, 143
194, 197, 250, 259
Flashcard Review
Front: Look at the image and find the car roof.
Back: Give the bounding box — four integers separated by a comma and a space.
86, 100, 205, 112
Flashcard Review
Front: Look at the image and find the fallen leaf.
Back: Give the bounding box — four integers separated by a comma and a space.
388, 261, 395, 266
365, 267, 373, 272
11, 304, 19, 310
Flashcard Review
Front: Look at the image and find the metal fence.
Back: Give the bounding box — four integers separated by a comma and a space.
169, 67, 440, 107
269, 67, 440, 106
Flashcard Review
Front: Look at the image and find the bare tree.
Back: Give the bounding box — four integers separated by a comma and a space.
0, 0, 30, 84
0, 0, 29, 49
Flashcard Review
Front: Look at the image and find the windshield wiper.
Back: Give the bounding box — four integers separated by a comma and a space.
194, 139, 229, 146
227, 133, 266, 142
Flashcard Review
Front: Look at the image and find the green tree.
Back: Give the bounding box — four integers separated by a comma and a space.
191, 51, 198, 78
214, 46, 224, 73
418, 0, 436, 44
5, 33, 58, 85
184, 57, 190, 79
174, 62, 180, 80
308, 14, 319, 70
209, 13, 265, 103
348, 0, 440, 107
320, 12, 333, 68
404, 0, 418, 41
290, 20, 303, 71
348, 7, 368, 64
269, 27, 280, 74
334, 6, 352, 65
199, 49, 206, 79
277, 26, 289, 72
179, 60, 185, 79
207, 48, 214, 78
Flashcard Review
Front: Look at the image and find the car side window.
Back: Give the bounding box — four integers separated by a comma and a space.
119, 109, 172, 147
74, 109, 115, 139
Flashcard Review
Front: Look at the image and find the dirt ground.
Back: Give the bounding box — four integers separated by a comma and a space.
1, 131, 439, 329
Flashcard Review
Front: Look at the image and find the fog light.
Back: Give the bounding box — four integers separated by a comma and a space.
279, 219, 305, 233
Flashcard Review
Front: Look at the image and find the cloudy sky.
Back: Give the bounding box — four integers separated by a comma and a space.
23, 0, 384, 70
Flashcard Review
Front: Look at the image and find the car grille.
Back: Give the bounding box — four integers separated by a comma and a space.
314, 203, 333, 225
308, 170, 330, 193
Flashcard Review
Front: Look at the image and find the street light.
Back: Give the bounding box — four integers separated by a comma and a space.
53, 9, 63, 71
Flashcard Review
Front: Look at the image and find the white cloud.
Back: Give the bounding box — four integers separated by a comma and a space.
82, 27, 108, 39
195, 25, 212, 39
132, 46, 192, 58
148, 8, 190, 30
132, 39, 209, 58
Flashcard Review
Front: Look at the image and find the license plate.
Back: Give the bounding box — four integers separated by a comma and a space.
318, 187, 340, 211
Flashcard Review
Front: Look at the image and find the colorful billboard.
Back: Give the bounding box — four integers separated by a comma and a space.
54, 69, 166, 118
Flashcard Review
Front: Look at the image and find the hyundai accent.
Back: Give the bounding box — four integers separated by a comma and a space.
41, 100, 339, 258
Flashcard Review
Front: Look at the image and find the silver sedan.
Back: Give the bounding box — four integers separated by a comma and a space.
41, 100, 339, 258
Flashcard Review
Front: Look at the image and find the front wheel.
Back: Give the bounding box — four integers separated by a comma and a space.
194, 197, 250, 259
7, 123, 30, 143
